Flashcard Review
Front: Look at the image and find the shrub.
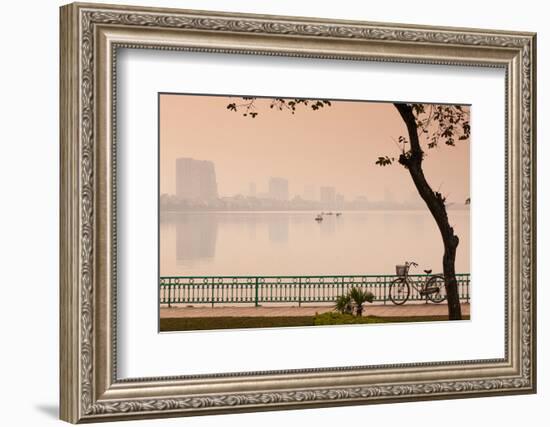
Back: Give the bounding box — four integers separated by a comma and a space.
314, 312, 385, 326
334, 294, 353, 315
333, 287, 375, 317
348, 288, 375, 316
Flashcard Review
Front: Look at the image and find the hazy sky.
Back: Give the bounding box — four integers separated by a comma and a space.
160, 94, 470, 204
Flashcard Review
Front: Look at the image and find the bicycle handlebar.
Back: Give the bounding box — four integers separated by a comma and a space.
406, 261, 418, 268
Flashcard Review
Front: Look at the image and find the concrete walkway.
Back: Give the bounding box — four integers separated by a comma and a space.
161, 303, 470, 318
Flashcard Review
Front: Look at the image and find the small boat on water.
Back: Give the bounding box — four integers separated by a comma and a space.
315, 214, 323, 222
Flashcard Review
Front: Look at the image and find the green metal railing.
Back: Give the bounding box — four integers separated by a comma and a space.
159, 274, 470, 307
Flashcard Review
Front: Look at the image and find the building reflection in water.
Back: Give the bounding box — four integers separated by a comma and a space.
176, 214, 218, 263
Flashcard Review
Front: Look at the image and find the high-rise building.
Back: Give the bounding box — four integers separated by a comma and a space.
268, 177, 289, 201
176, 158, 218, 201
320, 186, 336, 206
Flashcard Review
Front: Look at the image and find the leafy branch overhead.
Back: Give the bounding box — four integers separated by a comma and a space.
225, 98, 469, 195
380, 103, 470, 167
225, 99, 470, 161
375, 156, 395, 166
226, 97, 332, 118
413, 103, 470, 147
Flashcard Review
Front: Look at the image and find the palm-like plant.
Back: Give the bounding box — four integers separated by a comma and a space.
334, 288, 375, 317
349, 288, 375, 317
334, 294, 353, 315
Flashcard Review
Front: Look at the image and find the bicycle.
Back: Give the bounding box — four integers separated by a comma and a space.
388, 261, 447, 305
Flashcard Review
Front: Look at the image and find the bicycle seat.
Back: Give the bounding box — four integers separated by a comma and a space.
423, 269, 432, 274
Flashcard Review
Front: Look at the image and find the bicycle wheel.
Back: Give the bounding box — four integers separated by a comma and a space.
425, 275, 447, 303
389, 278, 410, 305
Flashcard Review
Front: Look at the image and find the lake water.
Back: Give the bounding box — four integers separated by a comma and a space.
159, 210, 470, 277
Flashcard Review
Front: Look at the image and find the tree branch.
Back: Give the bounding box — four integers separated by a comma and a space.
394, 103, 423, 167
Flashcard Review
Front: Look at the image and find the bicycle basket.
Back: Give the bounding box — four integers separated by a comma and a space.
396, 265, 408, 277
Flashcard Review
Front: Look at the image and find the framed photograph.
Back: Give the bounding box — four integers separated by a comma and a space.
60, 2, 536, 423
158, 94, 472, 332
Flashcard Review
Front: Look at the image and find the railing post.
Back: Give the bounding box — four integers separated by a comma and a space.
211, 278, 215, 308
298, 277, 302, 307
383, 276, 387, 305
255, 277, 259, 307
167, 280, 171, 308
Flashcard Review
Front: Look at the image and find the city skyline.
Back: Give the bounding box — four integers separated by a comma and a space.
166, 156, 424, 206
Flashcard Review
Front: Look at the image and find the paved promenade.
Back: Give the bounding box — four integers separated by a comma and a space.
161, 303, 470, 318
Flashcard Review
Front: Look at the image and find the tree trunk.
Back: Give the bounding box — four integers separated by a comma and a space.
394, 104, 462, 321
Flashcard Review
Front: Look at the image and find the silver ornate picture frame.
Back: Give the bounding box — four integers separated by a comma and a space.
60, 2, 536, 423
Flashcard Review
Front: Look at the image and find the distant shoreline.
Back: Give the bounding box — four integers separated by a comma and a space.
160, 207, 470, 214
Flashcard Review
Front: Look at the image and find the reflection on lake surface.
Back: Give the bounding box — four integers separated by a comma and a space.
160, 210, 470, 277
175, 214, 218, 262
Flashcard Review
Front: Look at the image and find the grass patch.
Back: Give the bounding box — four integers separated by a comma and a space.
160, 313, 470, 332
160, 316, 313, 331
314, 312, 386, 325
370, 315, 470, 323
